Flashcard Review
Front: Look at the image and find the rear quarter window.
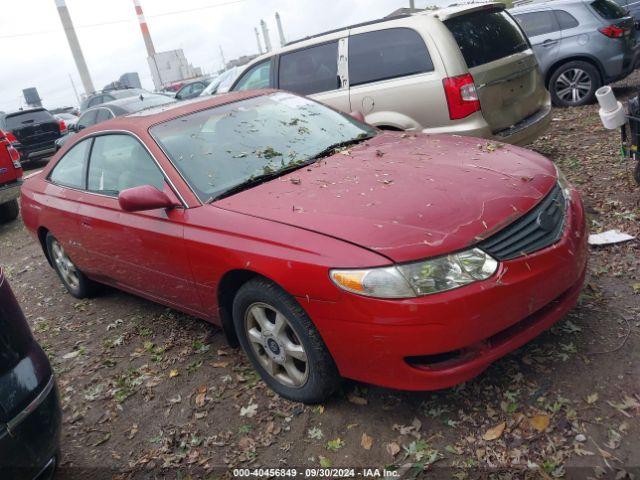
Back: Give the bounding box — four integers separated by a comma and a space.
348, 28, 434, 86
591, 0, 627, 19
49, 138, 91, 189
513, 10, 559, 36
444, 9, 529, 69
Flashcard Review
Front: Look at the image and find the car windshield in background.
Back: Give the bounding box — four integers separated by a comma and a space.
121, 95, 175, 112
444, 9, 529, 69
150, 92, 376, 201
590, 0, 627, 19
5, 110, 53, 129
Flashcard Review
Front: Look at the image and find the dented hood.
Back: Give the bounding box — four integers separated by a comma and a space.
214, 133, 557, 263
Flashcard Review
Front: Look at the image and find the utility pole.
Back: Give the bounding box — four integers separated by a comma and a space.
54, 0, 95, 95
254, 27, 263, 54
69, 74, 81, 105
219, 45, 226, 69
409, 0, 416, 10
260, 20, 272, 53
275, 12, 286, 47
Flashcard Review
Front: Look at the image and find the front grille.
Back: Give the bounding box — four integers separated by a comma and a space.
478, 183, 566, 260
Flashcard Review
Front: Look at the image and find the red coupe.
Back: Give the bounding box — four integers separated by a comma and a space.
21, 90, 587, 403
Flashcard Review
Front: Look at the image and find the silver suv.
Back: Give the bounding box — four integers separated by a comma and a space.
230, 3, 551, 145
511, 0, 639, 107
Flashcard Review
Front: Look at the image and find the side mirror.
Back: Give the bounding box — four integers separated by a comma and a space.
118, 185, 179, 212
349, 111, 366, 123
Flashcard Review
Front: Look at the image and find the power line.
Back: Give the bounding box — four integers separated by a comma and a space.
0, 0, 246, 39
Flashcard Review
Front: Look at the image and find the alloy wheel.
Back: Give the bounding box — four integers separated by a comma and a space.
555, 68, 592, 104
244, 302, 309, 388
51, 239, 80, 290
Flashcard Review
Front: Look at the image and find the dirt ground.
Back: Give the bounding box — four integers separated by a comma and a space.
2, 74, 639, 480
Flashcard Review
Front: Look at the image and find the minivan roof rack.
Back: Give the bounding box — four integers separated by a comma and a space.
285, 14, 412, 47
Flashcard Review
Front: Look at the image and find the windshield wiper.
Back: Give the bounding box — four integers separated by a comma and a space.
208, 135, 374, 203
208, 160, 316, 202
307, 135, 374, 162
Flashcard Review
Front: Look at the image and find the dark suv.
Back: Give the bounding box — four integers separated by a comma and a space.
0, 268, 61, 479
0, 109, 64, 162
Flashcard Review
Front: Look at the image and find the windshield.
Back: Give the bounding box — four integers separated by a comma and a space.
150, 92, 376, 201
5, 110, 54, 130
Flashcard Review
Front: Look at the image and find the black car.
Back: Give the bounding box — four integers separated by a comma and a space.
79, 88, 151, 112
0, 268, 61, 479
0, 109, 63, 162
56, 93, 175, 149
174, 78, 212, 100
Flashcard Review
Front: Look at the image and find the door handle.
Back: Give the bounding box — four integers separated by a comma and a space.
542, 39, 558, 47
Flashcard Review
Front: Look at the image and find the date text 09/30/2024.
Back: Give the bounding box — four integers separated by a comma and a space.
232, 468, 400, 478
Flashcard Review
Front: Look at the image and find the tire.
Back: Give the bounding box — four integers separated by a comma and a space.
549, 61, 601, 107
45, 233, 98, 298
0, 199, 19, 223
232, 278, 340, 403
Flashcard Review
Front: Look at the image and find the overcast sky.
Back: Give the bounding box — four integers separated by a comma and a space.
0, 0, 441, 111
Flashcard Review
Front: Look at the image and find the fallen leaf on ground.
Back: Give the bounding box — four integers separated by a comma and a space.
529, 414, 550, 432
386, 441, 401, 457
482, 422, 506, 441
361, 433, 373, 450
240, 403, 258, 418
347, 392, 368, 405
169, 369, 179, 378
587, 393, 599, 404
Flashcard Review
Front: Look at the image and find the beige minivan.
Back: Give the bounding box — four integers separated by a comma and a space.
230, 3, 551, 145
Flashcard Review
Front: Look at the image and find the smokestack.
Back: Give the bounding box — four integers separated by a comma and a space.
275, 12, 286, 47
133, 0, 156, 57
54, 0, 95, 95
260, 20, 272, 53
254, 27, 263, 54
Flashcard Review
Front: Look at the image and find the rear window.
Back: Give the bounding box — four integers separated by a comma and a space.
348, 28, 434, 87
590, 0, 627, 19
444, 9, 529, 69
5, 110, 54, 130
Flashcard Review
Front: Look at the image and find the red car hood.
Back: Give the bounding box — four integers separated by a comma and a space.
214, 133, 557, 263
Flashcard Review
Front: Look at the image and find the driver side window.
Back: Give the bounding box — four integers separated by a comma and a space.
87, 134, 165, 196
234, 60, 272, 91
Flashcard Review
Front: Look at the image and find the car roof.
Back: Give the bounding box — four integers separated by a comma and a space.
85, 94, 174, 113
510, 0, 587, 11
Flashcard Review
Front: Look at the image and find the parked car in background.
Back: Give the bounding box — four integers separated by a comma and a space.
54, 113, 78, 130
21, 90, 587, 403
200, 67, 240, 96
174, 78, 212, 100
511, 0, 639, 107
56, 94, 175, 149
79, 88, 151, 112
0, 268, 61, 479
230, 3, 551, 145
0, 109, 65, 162
0, 130, 23, 222
613, 0, 640, 21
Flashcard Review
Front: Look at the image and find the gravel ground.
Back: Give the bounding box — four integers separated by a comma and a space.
1, 74, 639, 480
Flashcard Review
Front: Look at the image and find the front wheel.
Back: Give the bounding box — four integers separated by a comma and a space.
550, 61, 601, 107
233, 278, 340, 403
0, 199, 19, 223
46, 233, 98, 298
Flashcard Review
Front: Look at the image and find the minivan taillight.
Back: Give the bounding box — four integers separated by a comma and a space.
599, 25, 627, 38
443, 74, 481, 120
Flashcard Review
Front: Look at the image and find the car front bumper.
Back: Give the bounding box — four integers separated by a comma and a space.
0, 180, 22, 204
301, 187, 587, 391
0, 376, 61, 480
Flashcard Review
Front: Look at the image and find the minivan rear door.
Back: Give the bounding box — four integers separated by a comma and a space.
443, 6, 548, 133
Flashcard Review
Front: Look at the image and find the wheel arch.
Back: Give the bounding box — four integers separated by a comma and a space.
37, 227, 53, 267
545, 55, 604, 88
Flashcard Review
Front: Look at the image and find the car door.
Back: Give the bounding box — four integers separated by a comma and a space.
512, 8, 562, 75
44, 139, 93, 266
277, 39, 351, 113
76, 110, 98, 132
346, 27, 439, 130
75, 133, 202, 313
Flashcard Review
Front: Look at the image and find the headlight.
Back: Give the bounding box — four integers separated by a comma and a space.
330, 248, 498, 299
555, 164, 572, 199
